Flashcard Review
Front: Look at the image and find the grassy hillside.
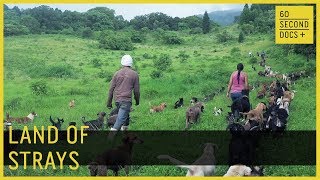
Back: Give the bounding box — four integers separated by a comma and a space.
3, 27, 316, 176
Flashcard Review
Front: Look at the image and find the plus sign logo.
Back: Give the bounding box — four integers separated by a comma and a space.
300, 32, 306, 37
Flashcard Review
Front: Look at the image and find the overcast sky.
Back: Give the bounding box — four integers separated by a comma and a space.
6, 4, 244, 20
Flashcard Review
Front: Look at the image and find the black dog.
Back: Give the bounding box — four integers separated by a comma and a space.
174, 98, 184, 109
69, 122, 76, 126
228, 129, 260, 166
230, 96, 251, 120
190, 97, 198, 105
82, 112, 107, 131
49, 116, 64, 130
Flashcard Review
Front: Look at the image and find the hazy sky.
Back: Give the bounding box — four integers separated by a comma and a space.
6, 4, 244, 20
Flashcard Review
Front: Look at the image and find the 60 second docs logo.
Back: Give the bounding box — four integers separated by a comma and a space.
276, 6, 314, 44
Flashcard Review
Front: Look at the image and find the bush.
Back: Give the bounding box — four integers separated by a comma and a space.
82, 27, 93, 38
142, 53, 153, 59
97, 70, 113, 82
4, 24, 30, 36
61, 27, 74, 35
153, 54, 172, 71
249, 57, 258, 64
189, 27, 203, 34
5, 97, 22, 110
68, 88, 91, 96
30, 81, 48, 95
91, 58, 102, 68
162, 33, 183, 45
178, 51, 190, 62
45, 65, 74, 78
150, 70, 163, 79
217, 30, 233, 43
230, 47, 241, 54
144, 89, 159, 98
131, 32, 146, 43
99, 34, 134, 51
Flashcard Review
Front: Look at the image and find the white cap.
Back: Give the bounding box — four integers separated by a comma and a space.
121, 55, 133, 67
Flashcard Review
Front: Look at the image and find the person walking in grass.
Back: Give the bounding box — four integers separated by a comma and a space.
226, 63, 249, 102
107, 55, 140, 132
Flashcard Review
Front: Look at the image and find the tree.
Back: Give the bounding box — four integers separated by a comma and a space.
238, 31, 244, 43
202, 11, 210, 34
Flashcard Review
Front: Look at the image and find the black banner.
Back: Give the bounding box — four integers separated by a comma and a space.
4, 130, 316, 166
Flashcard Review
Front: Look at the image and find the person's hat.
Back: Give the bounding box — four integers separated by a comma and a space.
121, 55, 133, 67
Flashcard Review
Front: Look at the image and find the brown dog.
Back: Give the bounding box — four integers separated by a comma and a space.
185, 102, 204, 129
69, 99, 75, 108
88, 133, 143, 176
240, 103, 267, 126
6, 112, 38, 123
150, 103, 167, 113
257, 84, 267, 99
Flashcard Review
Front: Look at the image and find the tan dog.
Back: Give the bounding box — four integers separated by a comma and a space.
150, 103, 167, 113
6, 112, 38, 123
240, 103, 267, 125
69, 99, 75, 108
223, 165, 252, 176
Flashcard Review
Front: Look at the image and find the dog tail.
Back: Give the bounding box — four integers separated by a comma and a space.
6, 113, 10, 121
49, 116, 55, 125
157, 155, 188, 167
81, 116, 86, 124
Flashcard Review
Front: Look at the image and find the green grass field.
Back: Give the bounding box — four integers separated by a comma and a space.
3, 27, 316, 176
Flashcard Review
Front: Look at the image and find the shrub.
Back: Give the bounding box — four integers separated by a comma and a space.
150, 70, 163, 79
217, 30, 233, 43
178, 51, 190, 62
91, 58, 102, 68
30, 81, 48, 95
230, 47, 241, 55
61, 27, 74, 35
189, 27, 203, 34
82, 27, 93, 38
249, 57, 258, 64
5, 97, 22, 110
99, 34, 134, 51
162, 33, 183, 45
153, 54, 172, 71
68, 88, 91, 96
45, 65, 74, 78
131, 32, 146, 43
144, 89, 159, 98
142, 53, 153, 59
97, 70, 113, 82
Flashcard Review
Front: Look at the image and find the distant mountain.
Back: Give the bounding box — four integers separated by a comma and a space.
199, 9, 242, 26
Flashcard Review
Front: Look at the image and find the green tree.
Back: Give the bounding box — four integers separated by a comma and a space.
202, 11, 210, 34
238, 31, 244, 43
